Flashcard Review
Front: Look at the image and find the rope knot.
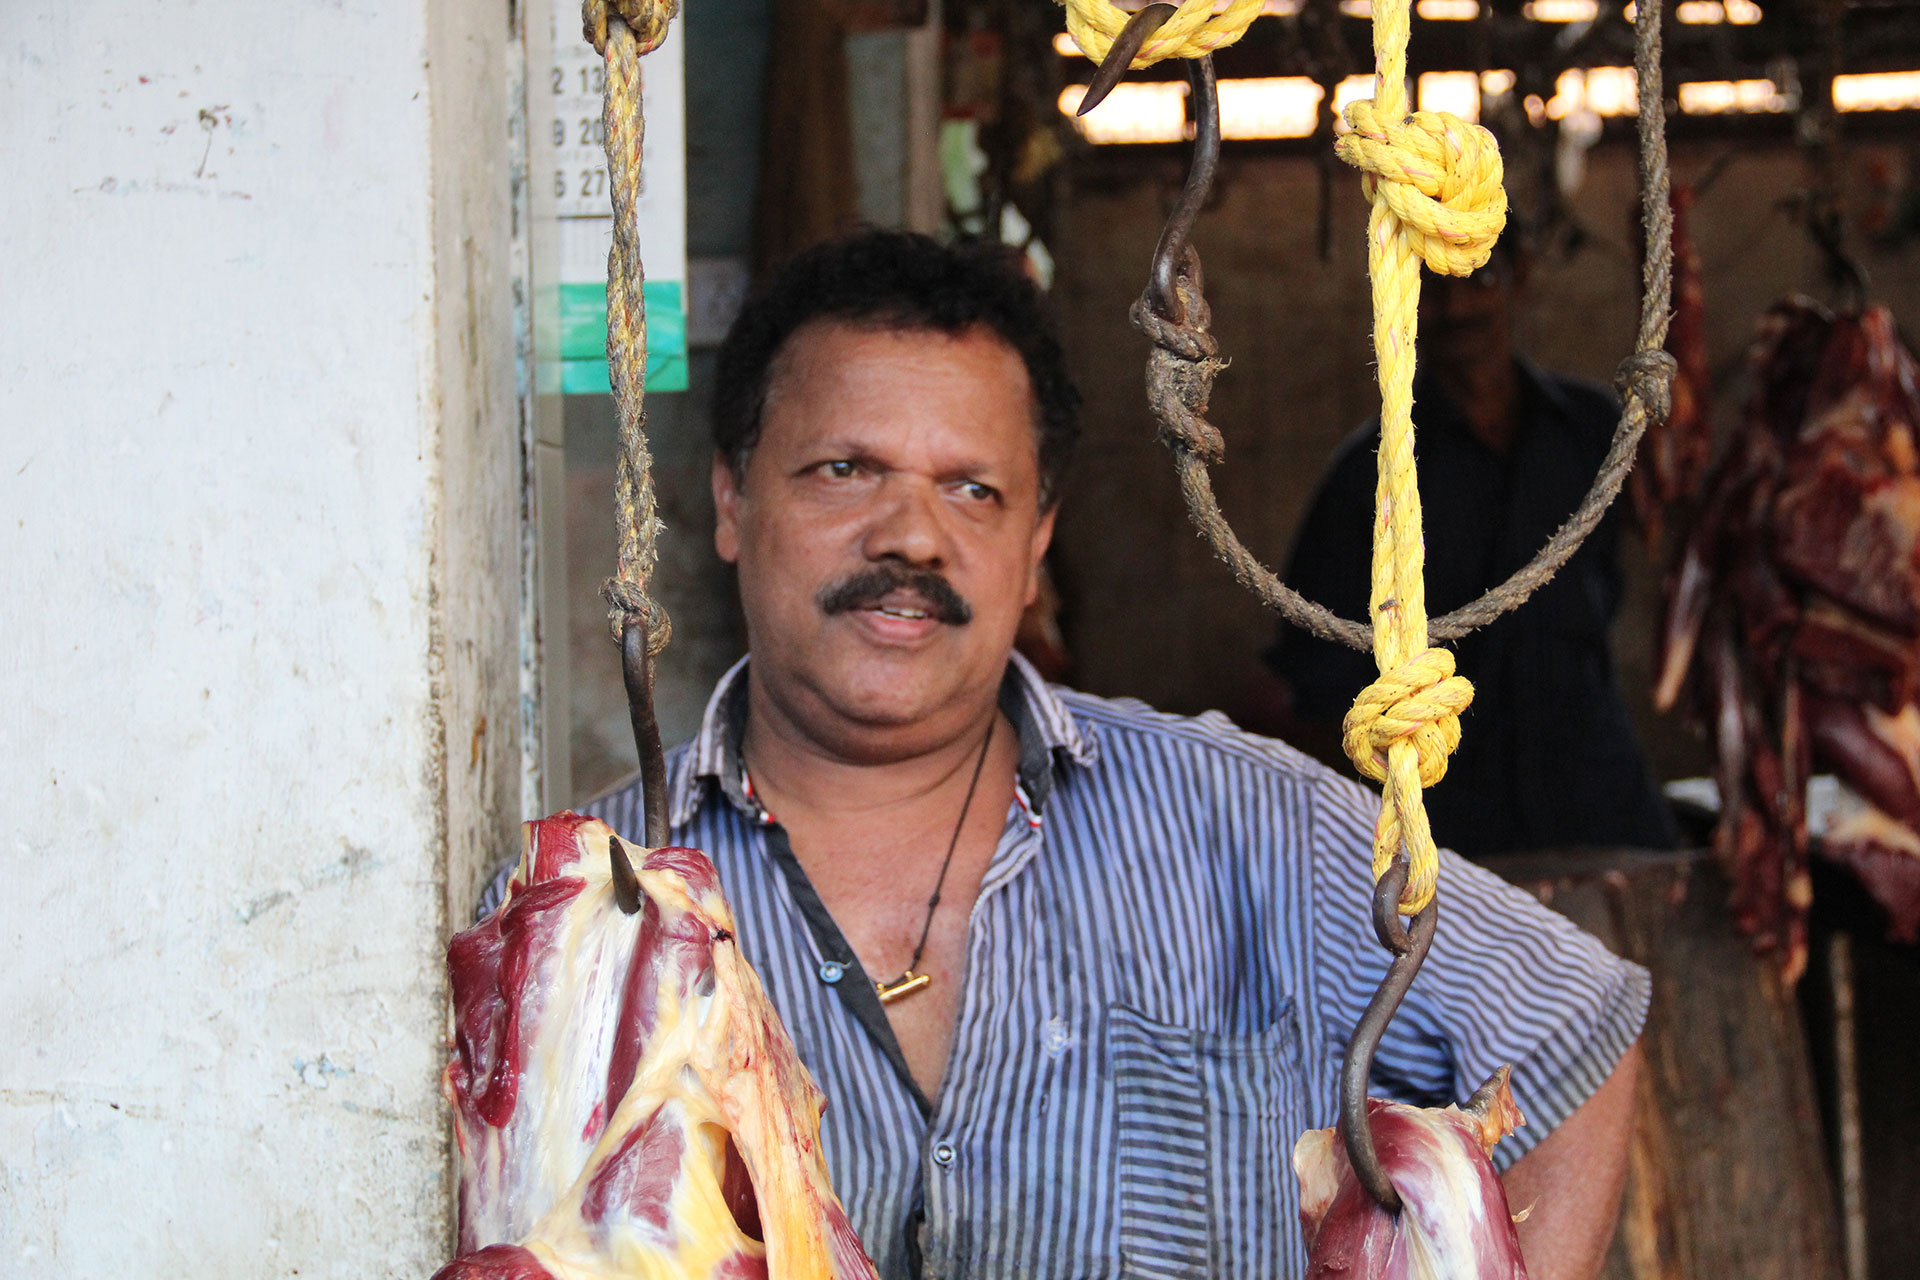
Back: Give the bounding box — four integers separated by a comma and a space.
1335, 102, 1508, 277
604, 579, 673, 656
1132, 294, 1228, 464
584, 0, 677, 56
1615, 348, 1678, 426
1061, 0, 1265, 69
1342, 648, 1474, 788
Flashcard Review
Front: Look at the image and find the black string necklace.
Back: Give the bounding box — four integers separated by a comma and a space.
875, 717, 997, 1006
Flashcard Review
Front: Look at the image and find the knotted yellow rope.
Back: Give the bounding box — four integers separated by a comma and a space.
586, 0, 676, 57
1333, 0, 1504, 915
1059, 0, 1264, 69
587, 0, 678, 653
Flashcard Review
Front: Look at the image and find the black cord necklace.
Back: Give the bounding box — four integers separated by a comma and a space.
875, 717, 997, 1006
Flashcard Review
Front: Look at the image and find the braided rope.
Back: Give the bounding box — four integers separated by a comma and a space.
589, 0, 677, 653
1060, 0, 1264, 68
1333, 0, 1508, 914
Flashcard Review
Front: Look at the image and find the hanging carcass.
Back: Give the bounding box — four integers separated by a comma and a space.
433, 813, 880, 1280
1655, 297, 1920, 977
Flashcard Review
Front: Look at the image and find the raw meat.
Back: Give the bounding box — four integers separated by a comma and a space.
434, 812, 880, 1280
1821, 782, 1920, 942
1649, 297, 1920, 973
1294, 1068, 1531, 1280
1632, 184, 1713, 545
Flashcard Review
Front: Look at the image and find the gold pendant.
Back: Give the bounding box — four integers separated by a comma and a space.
876, 971, 932, 1004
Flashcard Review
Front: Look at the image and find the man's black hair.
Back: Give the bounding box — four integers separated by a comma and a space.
713, 228, 1081, 508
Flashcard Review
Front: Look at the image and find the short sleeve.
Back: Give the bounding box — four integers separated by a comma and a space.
1305, 770, 1650, 1168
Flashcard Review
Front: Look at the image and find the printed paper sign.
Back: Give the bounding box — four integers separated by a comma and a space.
543, 13, 688, 393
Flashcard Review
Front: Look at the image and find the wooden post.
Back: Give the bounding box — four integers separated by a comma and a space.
1483, 849, 1847, 1280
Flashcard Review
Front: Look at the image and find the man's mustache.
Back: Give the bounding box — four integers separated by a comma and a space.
817, 565, 974, 626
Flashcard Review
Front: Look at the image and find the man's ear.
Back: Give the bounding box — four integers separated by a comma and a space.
713, 451, 742, 565
1025, 504, 1058, 607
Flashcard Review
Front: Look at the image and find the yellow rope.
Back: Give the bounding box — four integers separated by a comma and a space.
585, 0, 676, 56
1059, 0, 1264, 69
1333, 0, 1504, 915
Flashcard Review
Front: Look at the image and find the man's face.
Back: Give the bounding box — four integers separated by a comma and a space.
1419, 256, 1517, 368
713, 320, 1056, 760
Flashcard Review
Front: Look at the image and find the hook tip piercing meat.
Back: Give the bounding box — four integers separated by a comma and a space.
1295, 1067, 1531, 1280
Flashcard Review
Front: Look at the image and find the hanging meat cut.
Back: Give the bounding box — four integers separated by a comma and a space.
433, 812, 880, 1280
1294, 1068, 1531, 1279
1653, 297, 1920, 969
1631, 184, 1714, 547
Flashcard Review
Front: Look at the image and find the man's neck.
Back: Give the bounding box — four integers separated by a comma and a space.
738, 672, 1009, 826
1434, 355, 1520, 457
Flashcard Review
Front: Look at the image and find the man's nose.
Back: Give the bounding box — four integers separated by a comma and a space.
860, 476, 948, 567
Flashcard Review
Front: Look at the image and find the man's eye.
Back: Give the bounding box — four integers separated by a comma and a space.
822, 460, 857, 479
960, 481, 998, 502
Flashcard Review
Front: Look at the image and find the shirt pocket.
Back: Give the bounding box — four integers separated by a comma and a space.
1108, 1003, 1305, 1280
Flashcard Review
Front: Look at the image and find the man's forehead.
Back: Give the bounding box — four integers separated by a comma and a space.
770, 317, 1025, 380
759, 320, 1041, 446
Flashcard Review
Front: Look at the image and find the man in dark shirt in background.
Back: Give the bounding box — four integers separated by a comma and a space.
1263, 231, 1676, 857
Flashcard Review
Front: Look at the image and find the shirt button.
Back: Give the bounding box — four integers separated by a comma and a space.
931, 1141, 956, 1168
1043, 1016, 1071, 1056
818, 961, 845, 985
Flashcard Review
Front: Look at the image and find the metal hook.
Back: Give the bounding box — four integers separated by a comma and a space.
1147, 56, 1221, 325
619, 610, 670, 849
1075, 3, 1180, 117
1338, 854, 1438, 1212
608, 833, 644, 916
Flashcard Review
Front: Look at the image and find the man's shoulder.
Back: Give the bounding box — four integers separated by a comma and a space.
1529, 365, 1621, 435
1052, 684, 1346, 793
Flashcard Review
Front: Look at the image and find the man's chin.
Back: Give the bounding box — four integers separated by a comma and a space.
797, 648, 983, 739
813, 674, 949, 731
749, 618, 1008, 753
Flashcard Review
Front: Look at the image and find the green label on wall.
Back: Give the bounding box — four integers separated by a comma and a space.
557, 281, 688, 393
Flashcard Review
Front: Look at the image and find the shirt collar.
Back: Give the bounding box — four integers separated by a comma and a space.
670, 651, 1096, 829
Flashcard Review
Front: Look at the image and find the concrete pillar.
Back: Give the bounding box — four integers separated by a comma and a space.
3, 1, 524, 1273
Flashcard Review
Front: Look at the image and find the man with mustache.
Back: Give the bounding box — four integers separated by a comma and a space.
566, 230, 1645, 1280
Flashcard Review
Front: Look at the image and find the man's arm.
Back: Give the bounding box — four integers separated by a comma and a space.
1502, 1041, 1641, 1280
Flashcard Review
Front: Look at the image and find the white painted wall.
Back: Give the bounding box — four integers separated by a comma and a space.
2, 2, 523, 1274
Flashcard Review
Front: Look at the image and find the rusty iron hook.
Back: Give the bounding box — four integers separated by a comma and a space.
619, 610, 670, 848
608, 833, 645, 916
609, 609, 670, 915
1082, 10, 1223, 327
1146, 55, 1220, 325
1075, 3, 1180, 117
1338, 853, 1439, 1212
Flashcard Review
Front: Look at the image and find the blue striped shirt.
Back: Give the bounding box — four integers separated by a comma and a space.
487, 654, 1648, 1280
